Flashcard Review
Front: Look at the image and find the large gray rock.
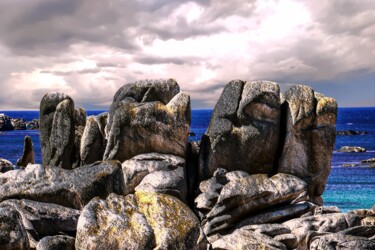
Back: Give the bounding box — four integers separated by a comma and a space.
16, 135, 35, 168
0, 113, 14, 131
76, 192, 203, 250
37, 235, 75, 250
40, 92, 75, 169
0, 206, 29, 249
104, 79, 191, 162
277, 85, 337, 205
0, 199, 80, 241
0, 158, 14, 173
195, 172, 308, 238
309, 233, 375, 250
80, 112, 108, 165
199, 80, 280, 180
122, 153, 187, 202
72, 107, 87, 168
0, 161, 124, 209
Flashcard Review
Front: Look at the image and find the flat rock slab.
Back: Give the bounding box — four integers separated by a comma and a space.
0, 161, 124, 209
76, 192, 203, 250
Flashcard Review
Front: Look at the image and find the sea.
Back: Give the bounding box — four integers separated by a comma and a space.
1, 108, 374, 212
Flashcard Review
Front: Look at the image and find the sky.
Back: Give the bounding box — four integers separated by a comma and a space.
0, 0, 374, 110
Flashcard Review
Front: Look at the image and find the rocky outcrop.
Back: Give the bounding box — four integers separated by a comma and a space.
337, 130, 368, 135
0, 206, 29, 249
0, 113, 13, 131
40, 92, 75, 169
122, 153, 187, 202
76, 192, 203, 250
16, 135, 35, 168
0, 161, 124, 209
338, 146, 367, 153
104, 79, 191, 162
11, 118, 27, 130
36, 235, 75, 250
199, 80, 281, 180
72, 107, 87, 168
26, 119, 39, 130
0, 158, 14, 173
277, 86, 337, 205
80, 112, 108, 165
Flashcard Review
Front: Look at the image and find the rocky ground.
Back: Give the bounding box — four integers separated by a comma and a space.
0, 79, 374, 250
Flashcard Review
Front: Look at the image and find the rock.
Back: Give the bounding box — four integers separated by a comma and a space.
0, 161, 124, 209
80, 112, 108, 165
342, 163, 358, 167
186, 141, 200, 207
16, 135, 35, 168
0, 158, 14, 173
76, 192, 203, 250
72, 107, 87, 168
337, 146, 367, 153
361, 158, 375, 164
26, 119, 39, 130
11, 118, 27, 130
0, 206, 29, 249
0, 199, 80, 241
40, 92, 75, 169
37, 235, 75, 250
277, 86, 337, 205
337, 130, 368, 135
274, 233, 298, 249
309, 233, 375, 250
0, 113, 14, 131
196, 172, 308, 237
283, 212, 361, 249
122, 153, 187, 202
211, 226, 287, 250
199, 80, 281, 180
104, 79, 190, 162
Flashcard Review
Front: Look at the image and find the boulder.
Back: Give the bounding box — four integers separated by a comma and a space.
72, 107, 87, 168
80, 112, 108, 165
309, 233, 375, 250
361, 158, 375, 164
0, 158, 14, 173
0, 161, 124, 209
76, 192, 203, 250
26, 119, 39, 130
0, 199, 80, 241
36, 235, 75, 250
0, 206, 29, 249
195, 172, 308, 238
104, 79, 191, 162
277, 86, 337, 205
122, 153, 187, 202
16, 135, 35, 168
337, 146, 366, 153
0, 113, 13, 131
11, 118, 27, 130
40, 92, 75, 169
199, 80, 281, 180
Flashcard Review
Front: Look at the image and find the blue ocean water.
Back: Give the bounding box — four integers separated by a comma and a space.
0, 108, 374, 211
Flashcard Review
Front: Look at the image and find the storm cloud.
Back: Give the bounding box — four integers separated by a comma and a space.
0, 0, 374, 109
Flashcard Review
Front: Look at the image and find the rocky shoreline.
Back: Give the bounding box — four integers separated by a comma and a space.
0, 79, 374, 250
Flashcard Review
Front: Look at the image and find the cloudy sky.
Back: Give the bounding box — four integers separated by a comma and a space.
0, 0, 374, 110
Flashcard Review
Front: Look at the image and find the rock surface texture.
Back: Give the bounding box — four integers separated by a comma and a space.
0, 158, 14, 173
104, 79, 191, 162
0, 206, 29, 249
16, 135, 35, 168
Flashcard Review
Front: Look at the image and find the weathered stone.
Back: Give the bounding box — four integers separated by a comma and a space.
16, 135, 35, 168
283, 212, 361, 249
11, 118, 27, 130
40, 92, 75, 169
361, 158, 375, 164
0, 206, 29, 249
72, 107, 87, 168
337, 130, 368, 135
76, 192, 203, 250
104, 79, 190, 162
211, 227, 287, 250
0, 158, 14, 173
37, 235, 75, 250
199, 80, 281, 180
337, 146, 367, 153
26, 119, 39, 130
0, 161, 124, 209
309, 233, 375, 250
80, 112, 108, 165
277, 86, 337, 205
0, 113, 14, 131
186, 141, 200, 206
274, 233, 298, 249
0, 199, 80, 240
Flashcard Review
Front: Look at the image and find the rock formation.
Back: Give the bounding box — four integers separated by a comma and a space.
337, 146, 367, 153
11, 118, 27, 130
0, 158, 14, 173
0, 113, 14, 131
72, 107, 87, 168
16, 135, 35, 168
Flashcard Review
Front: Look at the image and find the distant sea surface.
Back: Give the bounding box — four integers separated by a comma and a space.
1, 108, 374, 212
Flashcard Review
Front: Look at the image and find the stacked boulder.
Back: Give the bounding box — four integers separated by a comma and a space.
0, 78, 374, 249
